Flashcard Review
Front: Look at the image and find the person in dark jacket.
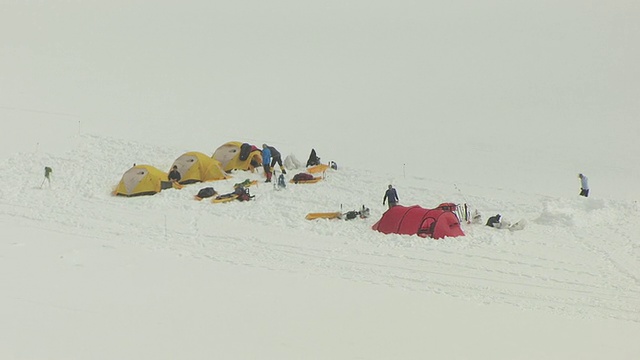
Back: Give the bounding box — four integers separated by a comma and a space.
40, 166, 53, 188
168, 165, 181, 183
383, 185, 399, 209
486, 214, 502, 228
264, 143, 286, 174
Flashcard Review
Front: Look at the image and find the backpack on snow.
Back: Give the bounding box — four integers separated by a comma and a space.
196, 187, 217, 199
235, 187, 253, 201
344, 211, 359, 220
292, 172, 314, 183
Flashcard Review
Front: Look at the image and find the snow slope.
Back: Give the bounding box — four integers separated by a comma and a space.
1, 130, 639, 359
2, 1, 640, 358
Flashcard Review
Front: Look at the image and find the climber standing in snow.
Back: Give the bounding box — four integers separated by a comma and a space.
263, 143, 286, 175
262, 144, 273, 183
383, 184, 399, 209
578, 173, 589, 197
41, 166, 53, 188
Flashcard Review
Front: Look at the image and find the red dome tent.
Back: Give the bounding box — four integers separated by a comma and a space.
371, 204, 465, 239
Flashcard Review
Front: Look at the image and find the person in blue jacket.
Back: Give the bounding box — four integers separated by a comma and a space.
262, 144, 272, 182
383, 184, 399, 209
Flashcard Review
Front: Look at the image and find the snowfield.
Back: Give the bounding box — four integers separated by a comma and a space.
2, 1, 639, 358
1, 133, 639, 359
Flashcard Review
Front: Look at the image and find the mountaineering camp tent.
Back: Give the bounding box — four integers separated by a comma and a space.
114, 165, 173, 197
170, 151, 230, 184
371, 204, 465, 239
212, 141, 262, 172
284, 154, 303, 170
372, 204, 464, 239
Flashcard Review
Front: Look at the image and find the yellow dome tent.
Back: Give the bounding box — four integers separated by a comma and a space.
113, 165, 173, 197
170, 151, 230, 184
212, 141, 262, 172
